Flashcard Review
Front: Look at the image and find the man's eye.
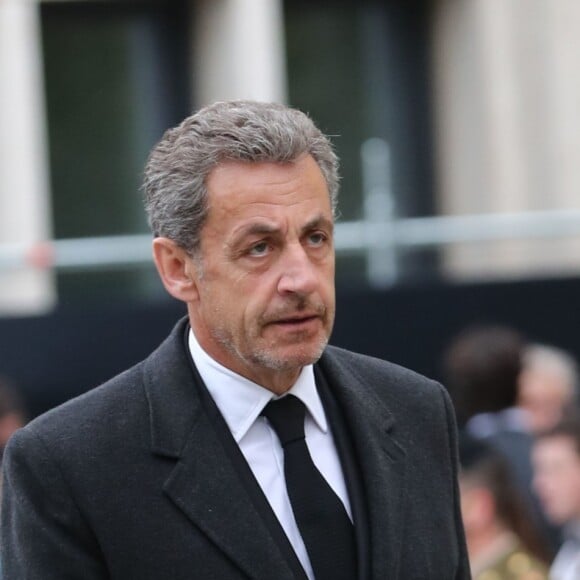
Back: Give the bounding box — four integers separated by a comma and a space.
248, 241, 269, 256
308, 232, 327, 246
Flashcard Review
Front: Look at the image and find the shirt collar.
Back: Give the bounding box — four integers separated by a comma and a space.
188, 328, 327, 442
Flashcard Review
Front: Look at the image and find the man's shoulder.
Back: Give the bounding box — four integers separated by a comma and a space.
320, 344, 451, 422
19, 316, 188, 444
18, 361, 147, 445
322, 344, 442, 393
1, 359, 151, 488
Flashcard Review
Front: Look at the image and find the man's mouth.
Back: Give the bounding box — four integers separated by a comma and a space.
269, 314, 321, 327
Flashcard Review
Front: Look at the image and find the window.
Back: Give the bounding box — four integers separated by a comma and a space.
41, 0, 191, 302
285, 0, 438, 286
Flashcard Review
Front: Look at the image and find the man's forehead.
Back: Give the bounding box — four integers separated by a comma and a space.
204, 158, 332, 223
206, 156, 327, 192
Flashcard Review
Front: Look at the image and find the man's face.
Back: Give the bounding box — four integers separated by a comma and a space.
187, 154, 335, 392
532, 436, 580, 525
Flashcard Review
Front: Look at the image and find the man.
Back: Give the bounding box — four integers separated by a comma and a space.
1, 101, 469, 579
532, 415, 580, 580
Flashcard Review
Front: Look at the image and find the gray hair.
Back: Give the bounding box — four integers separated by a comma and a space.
523, 343, 579, 400
143, 100, 339, 255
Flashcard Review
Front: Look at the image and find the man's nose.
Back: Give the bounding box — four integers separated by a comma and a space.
276, 245, 318, 296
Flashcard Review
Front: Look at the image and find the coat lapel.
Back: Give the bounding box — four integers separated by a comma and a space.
162, 411, 296, 580
318, 348, 408, 579
143, 318, 296, 580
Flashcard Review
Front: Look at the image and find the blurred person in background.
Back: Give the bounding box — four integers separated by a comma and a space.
0, 101, 470, 580
460, 434, 549, 580
0, 377, 27, 580
444, 325, 560, 555
0, 377, 27, 472
444, 325, 526, 434
532, 414, 580, 580
517, 345, 579, 436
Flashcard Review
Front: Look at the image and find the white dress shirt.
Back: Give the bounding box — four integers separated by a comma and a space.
188, 329, 352, 580
550, 522, 580, 580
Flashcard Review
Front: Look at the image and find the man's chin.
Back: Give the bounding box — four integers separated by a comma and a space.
253, 341, 327, 371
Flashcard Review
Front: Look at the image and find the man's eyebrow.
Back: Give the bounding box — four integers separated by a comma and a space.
229, 214, 334, 246
301, 214, 334, 235
229, 222, 281, 246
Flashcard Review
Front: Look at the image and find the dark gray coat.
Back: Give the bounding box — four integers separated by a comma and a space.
1, 318, 470, 579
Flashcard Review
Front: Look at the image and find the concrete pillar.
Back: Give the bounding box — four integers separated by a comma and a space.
193, 0, 287, 106
0, 0, 55, 315
432, 0, 580, 280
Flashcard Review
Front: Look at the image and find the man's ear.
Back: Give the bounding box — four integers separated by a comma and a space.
152, 237, 200, 302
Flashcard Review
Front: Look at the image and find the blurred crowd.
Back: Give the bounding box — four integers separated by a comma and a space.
1, 326, 579, 579
445, 326, 580, 580
0, 376, 27, 579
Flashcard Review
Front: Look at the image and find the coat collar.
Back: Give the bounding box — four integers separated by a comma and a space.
317, 347, 408, 579
142, 317, 300, 580
143, 317, 201, 458
142, 318, 407, 579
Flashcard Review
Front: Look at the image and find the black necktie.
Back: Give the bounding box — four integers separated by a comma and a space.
262, 395, 357, 580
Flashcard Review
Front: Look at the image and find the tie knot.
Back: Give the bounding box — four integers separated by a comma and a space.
262, 395, 306, 447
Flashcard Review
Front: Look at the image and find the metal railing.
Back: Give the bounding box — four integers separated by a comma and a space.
2, 139, 580, 287
2, 208, 580, 285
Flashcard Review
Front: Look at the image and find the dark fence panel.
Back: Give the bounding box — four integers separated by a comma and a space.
1, 277, 580, 419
